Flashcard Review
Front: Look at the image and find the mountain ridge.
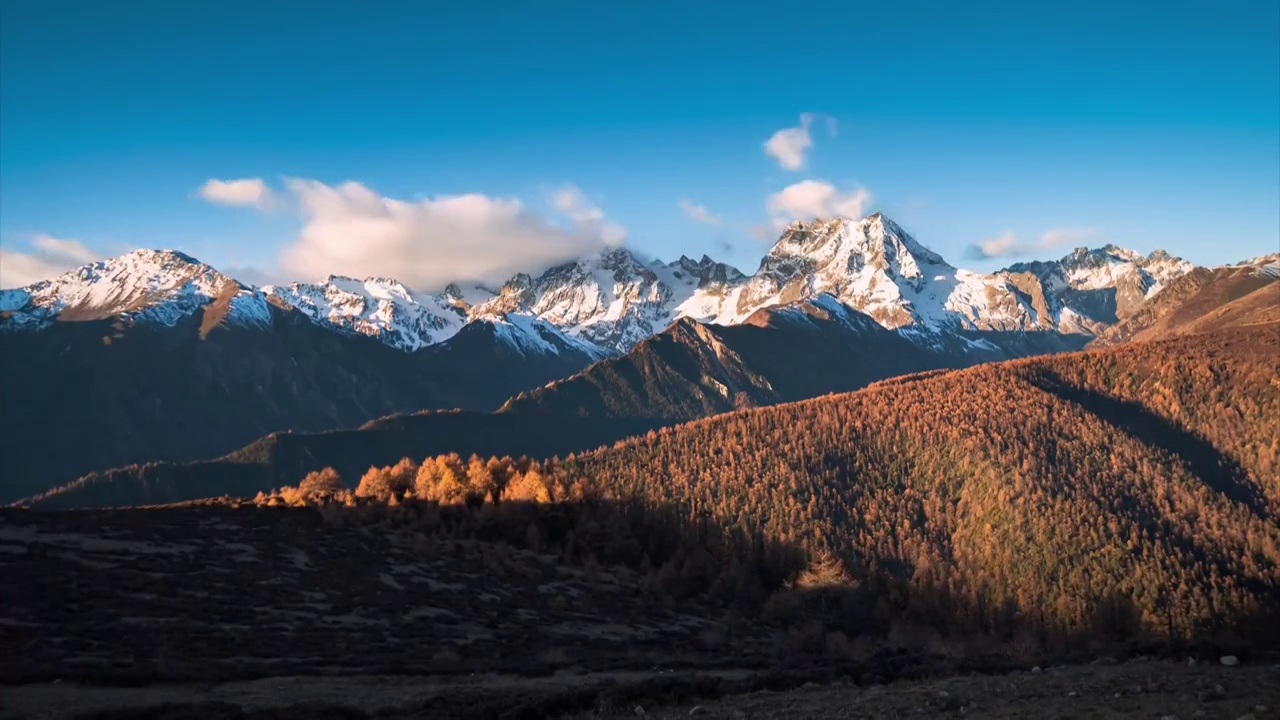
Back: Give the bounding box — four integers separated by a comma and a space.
1, 214, 1198, 358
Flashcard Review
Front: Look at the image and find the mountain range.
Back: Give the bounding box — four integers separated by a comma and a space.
2, 213, 1248, 503
1, 213, 1196, 358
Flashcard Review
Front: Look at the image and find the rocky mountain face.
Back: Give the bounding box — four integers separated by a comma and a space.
470, 248, 747, 353
1004, 244, 1194, 334
262, 275, 473, 351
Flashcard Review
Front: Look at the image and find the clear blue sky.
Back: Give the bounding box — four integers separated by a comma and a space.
2, 0, 1277, 288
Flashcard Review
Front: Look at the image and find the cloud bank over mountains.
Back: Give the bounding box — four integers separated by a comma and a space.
0, 235, 101, 288
192, 178, 625, 291
3, 112, 1112, 292
966, 227, 1101, 260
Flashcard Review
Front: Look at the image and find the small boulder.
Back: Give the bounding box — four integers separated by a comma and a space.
689, 707, 706, 717
634, 707, 646, 716
1031, 666, 1042, 674
1220, 655, 1240, 666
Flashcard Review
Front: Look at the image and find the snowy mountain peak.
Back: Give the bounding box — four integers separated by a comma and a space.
764, 214, 948, 278
1063, 244, 1144, 266
730, 213, 952, 329
0, 249, 270, 330
1004, 244, 1194, 328
264, 276, 467, 352
469, 247, 671, 353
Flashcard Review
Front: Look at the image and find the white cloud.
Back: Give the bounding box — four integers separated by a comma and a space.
679, 199, 722, 226
970, 231, 1020, 259
32, 234, 97, 264
550, 185, 627, 247
763, 113, 837, 171
766, 180, 873, 229
1040, 227, 1100, 249
967, 227, 1101, 260
197, 178, 276, 209
0, 234, 100, 288
278, 179, 623, 291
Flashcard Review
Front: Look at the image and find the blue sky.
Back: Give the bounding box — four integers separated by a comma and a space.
2, 0, 1277, 289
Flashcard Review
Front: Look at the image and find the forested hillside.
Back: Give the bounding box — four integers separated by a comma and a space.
22, 412, 661, 509
564, 322, 1280, 640
338, 322, 1280, 644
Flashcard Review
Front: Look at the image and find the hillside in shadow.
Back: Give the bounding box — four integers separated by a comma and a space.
22, 412, 663, 509
0, 306, 598, 503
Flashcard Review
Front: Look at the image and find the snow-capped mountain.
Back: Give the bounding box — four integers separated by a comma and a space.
469, 213, 1194, 357
471, 248, 747, 353
447, 312, 613, 360
1004, 244, 1194, 333
0, 249, 270, 331
263, 275, 479, 352
1235, 252, 1280, 278
0, 214, 1198, 359
723, 214, 1052, 337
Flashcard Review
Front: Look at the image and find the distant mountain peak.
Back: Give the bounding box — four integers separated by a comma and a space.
1064, 244, 1143, 265
765, 213, 947, 273
263, 274, 468, 352
1, 249, 270, 330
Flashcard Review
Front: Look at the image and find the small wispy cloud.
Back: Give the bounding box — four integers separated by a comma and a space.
766, 180, 872, 229
763, 113, 838, 171
0, 234, 101, 288
550, 185, 627, 247
966, 227, 1100, 260
679, 199, 722, 226
197, 178, 277, 209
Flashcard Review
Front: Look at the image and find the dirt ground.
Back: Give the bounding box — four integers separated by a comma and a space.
2, 659, 1276, 719
628, 660, 1280, 719
0, 506, 771, 685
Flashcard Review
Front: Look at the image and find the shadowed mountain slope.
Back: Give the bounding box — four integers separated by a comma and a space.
500, 295, 964, 420
0, 305, 598, 503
